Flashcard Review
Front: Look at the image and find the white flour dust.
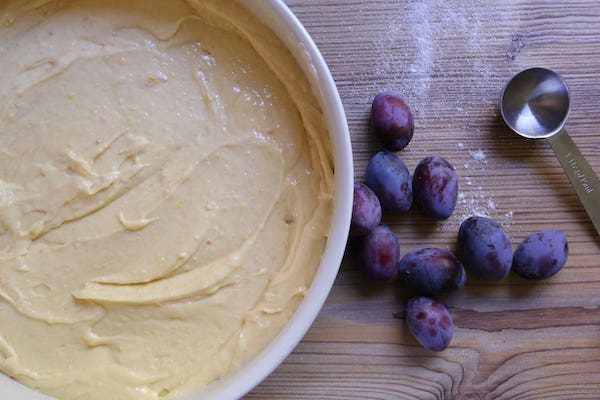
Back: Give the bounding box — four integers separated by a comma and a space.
456, 146, 514, 227
459, 147, 491, 218
437, 144, 514, 233
351, 0, 516, 229
367, 0, 500, 115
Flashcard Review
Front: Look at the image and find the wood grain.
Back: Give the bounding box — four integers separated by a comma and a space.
248, 1, 600, 399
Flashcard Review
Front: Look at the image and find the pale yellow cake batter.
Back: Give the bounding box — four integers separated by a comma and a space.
0, 0, 333, 398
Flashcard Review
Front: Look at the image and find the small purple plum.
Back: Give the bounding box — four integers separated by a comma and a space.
371, 92, 414, 151
456, 216, 512, 281
365, 151, 412, 213
412, 156, 458, 220
358, 224, 400, 281
351, 182, 382, 236
406, 296, 454, 352
512, 229, 568, 279
397, 247, 466, 295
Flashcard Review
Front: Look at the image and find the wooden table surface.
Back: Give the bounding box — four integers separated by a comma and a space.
248, 1, 600, 399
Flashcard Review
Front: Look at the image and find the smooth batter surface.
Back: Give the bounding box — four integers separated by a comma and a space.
0, 1, 333, 398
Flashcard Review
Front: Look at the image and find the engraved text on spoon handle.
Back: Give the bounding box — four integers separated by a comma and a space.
547, 128, 600, 237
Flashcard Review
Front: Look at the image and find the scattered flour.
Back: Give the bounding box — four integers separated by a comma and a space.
457, 190, 495, 218
469, 149, 487, 162
455, 146, 513, 227
435, 143, 514, 232
364, 0, 506, 116
457, 148, 492, 218
346, 1, 517, 230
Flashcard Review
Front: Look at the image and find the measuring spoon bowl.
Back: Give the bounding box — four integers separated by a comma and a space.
501, 67, 600, 237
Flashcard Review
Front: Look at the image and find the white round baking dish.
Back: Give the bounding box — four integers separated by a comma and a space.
0, 1, 352, 399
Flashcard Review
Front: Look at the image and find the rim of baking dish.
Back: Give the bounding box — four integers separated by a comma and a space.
185, 1, 352, 399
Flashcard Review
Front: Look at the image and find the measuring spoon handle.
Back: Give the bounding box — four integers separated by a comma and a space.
547, 128, 600, 237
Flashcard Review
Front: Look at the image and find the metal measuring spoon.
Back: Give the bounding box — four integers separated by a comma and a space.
500, 67, 600, 236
